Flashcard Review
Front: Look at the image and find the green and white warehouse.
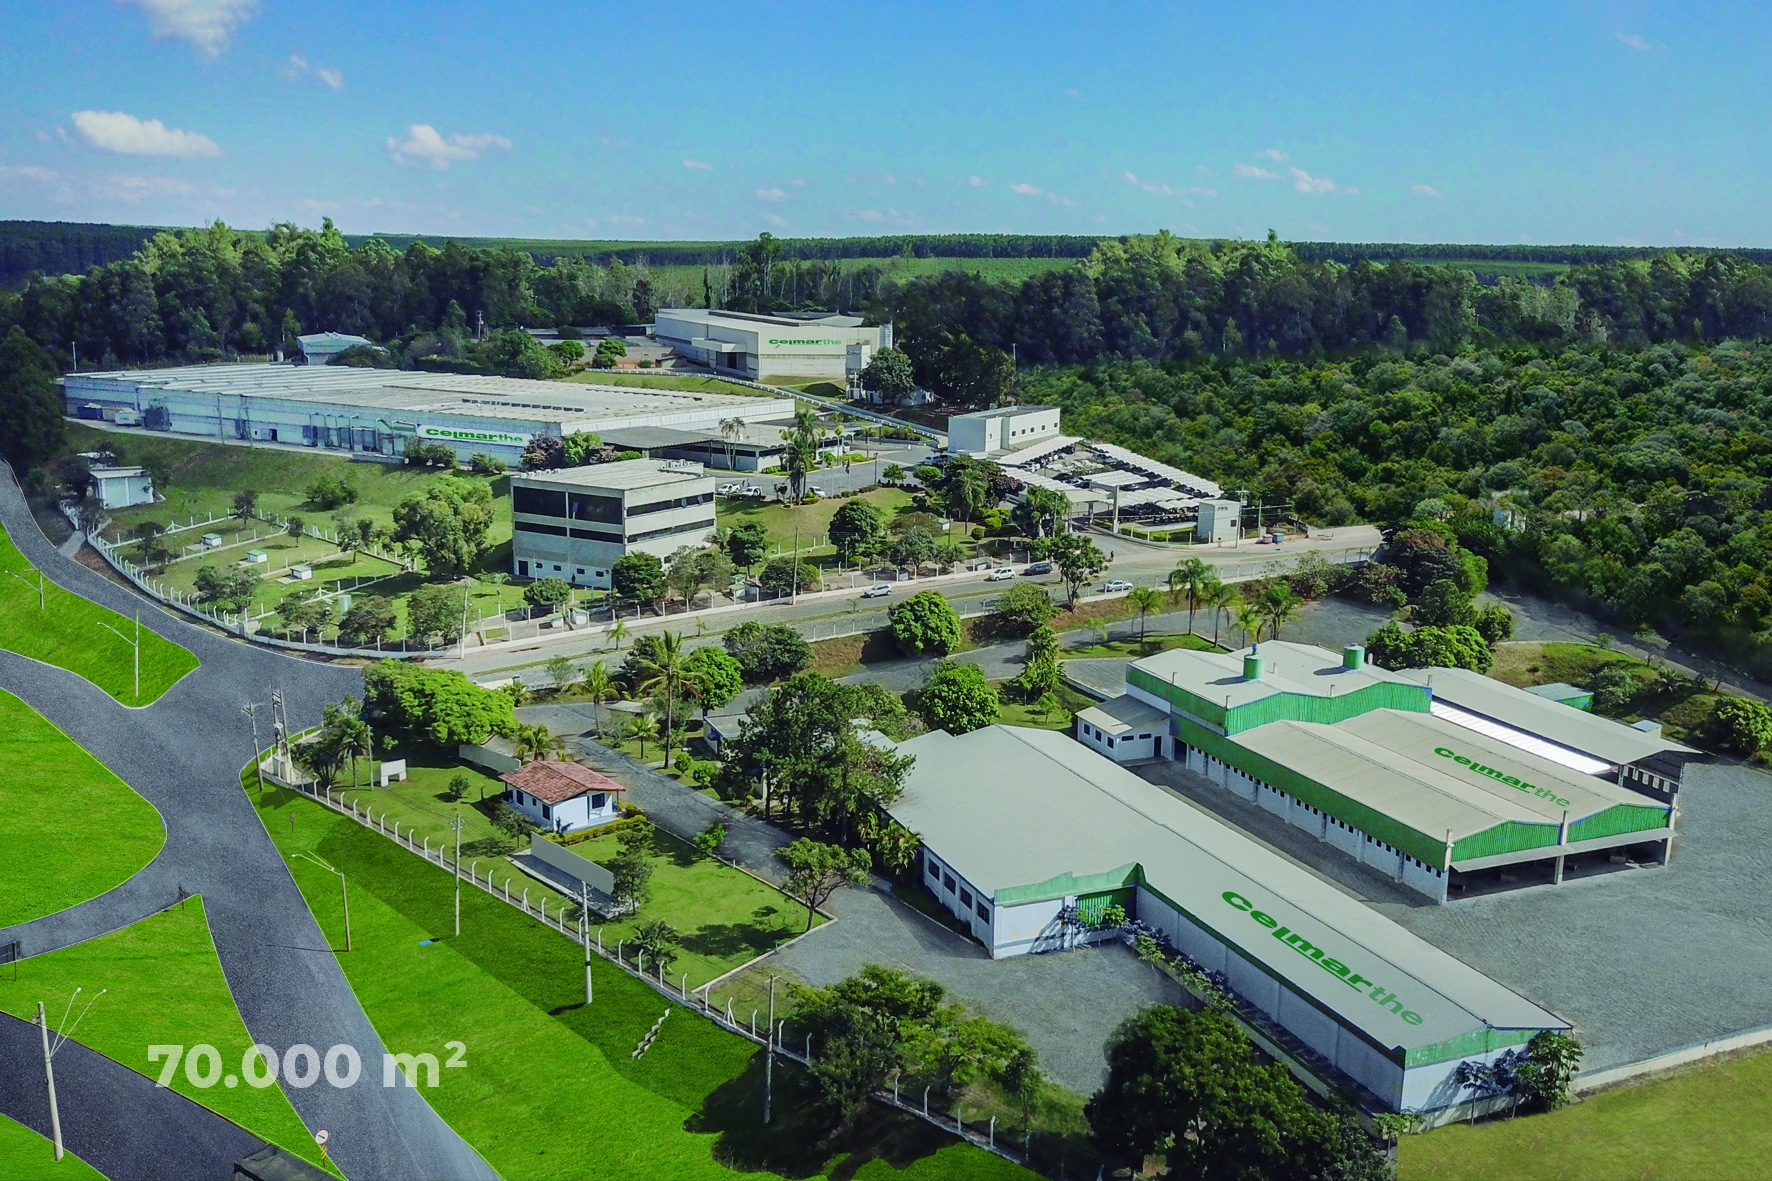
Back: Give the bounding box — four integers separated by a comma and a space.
888, 726, 1569, 1113
1077, 642, 1697, 901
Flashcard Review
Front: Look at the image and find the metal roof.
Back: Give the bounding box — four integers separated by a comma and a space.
950, 404, 1059, 421
1132, 642, 1418, 711
996, 434, 1084, 466
597, 425, 723, 450
512, 458, 709, 492
1076, 694, 1169, 736
890, 726, 1566, 1055
1394, 666, 1697, 766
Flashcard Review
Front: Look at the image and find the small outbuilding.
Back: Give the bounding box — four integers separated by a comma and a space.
499, 760, 625, 833
88, 465, 155, 510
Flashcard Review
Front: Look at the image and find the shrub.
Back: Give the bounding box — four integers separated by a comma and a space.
889, 590, 963, 655
1475, 603, 1516, 644
306, 474, 358, 510
1708, 697, 1772, 755
722, 620, 812, 683
989, 582, 1058, 636
469, 452, 507, 475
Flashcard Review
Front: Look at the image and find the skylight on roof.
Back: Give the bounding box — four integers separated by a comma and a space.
1429, 702, 1612, 776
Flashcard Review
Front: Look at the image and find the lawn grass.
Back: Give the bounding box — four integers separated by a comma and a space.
1489, 641, 1721, 747
717, 487, 913, 555
255, 783, 1029, 1181
0, 689, 165, 927
0, 522, 198, 704
1398, 1045, 1772, 1181
566, 371, 767, 397
1060, 632, 1221, 660
994, 682, 1096, 731
1489, 641, 1639, 692
0, 900, 339, 1177
570, 825, 822, 982
0, 1114, 105, 1181
326, 749, 515, 854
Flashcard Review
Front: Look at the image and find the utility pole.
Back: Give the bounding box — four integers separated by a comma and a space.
39, 988, 106, 1163
580, 881, 593, 1005
4, 567, 44, 610
451, 811, 466, 937
243, 703, 264, 792
789, 528, 800, 604
95, 609, 141, 701
297, 852, 350, 951
764, 974, 778, 1125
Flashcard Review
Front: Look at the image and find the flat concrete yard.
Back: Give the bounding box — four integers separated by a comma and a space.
1137, 758, 1772, 1074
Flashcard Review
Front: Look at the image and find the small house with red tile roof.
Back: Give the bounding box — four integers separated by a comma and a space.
499, 760, 625, 833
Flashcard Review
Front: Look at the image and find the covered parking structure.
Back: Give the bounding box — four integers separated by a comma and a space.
889, 725, 1569, 1114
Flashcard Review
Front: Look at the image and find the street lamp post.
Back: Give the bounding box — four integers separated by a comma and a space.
451, 811, 465, 937
5, 567, 44, 610
764, 973, 778, 1125
38, 987, 106, 1162
296, 852, 350, 951
242, 703, 265, 792
94, 609, 141, 701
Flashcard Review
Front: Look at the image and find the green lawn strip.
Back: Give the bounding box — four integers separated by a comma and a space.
258, 784, 1028, 1181
0, 899, 339, 1177
0, 524, 198, 704
1489, 641, 1719, 745
572, 825, 821, 983
0, 689, 166, 927
565, 371, 767, 396
0, 1113, 106, 1181
717, 488, 913, 554
994, 682, 1096, 732
1398, 1047, 1772, 1181
1060, 632, 1221, 660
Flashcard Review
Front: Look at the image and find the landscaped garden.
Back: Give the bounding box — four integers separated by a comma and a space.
717, 487, 914, 565
1399, 1045, 1772, 1180
0, 523, 197, 703
0, 689, 165, 926
0, 900, 338, 1177
256, 783, 1028, 1181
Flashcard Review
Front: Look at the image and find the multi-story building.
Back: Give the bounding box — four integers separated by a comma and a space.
509, 459, 715, 588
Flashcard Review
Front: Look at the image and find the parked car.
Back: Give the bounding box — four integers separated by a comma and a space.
985, 567, 1015, 581
1023, 561, 1054, 575
737, 483, 767, 498
1104, 579, 1135, 592
716, 482, 742, 495
805, 486, 826, 498
861, 583, 893, 598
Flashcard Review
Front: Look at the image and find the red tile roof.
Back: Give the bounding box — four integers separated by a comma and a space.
499, 760, 625, 804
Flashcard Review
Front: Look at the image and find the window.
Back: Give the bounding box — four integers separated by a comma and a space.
504, 788, 514, 802
975, 901, 990, 922
569, 525, 623, 541
542, 804, 553, 820
591, 792, 606, 809
568, 492, 622, 524
1106, 736, 1116, 748
515, 521, 568, 537
927, 861, 940, 880
959, 888, 973, 908
942, 872, 955, 892
628, 490, 714, 517
628, 518, 716, 544
513, 486, 567, 517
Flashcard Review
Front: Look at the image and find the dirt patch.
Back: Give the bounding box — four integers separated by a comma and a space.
808, 629, 900, 678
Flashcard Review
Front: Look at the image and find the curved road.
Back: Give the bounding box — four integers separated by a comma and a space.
0, 469, 495, 1181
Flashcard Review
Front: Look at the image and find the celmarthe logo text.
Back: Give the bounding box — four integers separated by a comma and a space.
1433, 746, 1571, 808
417, 425, 527, 447
1222, 892, 1423, 1026
766, 338, 842, 346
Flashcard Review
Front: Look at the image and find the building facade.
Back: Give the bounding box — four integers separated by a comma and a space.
510, 459, 716, 588
653, 309, 891, 381
946, 405, 1063, 456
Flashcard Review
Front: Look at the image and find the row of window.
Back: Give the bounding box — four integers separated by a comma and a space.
1079, 722, 1157, 749
628, 517, 716, 544
926, 857, 991, 923
628, 491, 714, 517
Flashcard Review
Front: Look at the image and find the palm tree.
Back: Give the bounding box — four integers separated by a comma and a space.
607, 616, 630, 651
581, 659, 620, 738
512, 722, 564, 763
1203, 581, 1234, 647
1234, 599, 1263, 647
626, 712, 660, 761
1169, 557, 1211, 635
632, 630, 701, 767
1257, 583, 1302, 642
1126, 586, 1164, 644
719, 416, 745, 471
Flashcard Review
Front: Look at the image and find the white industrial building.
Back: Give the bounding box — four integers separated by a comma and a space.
653, 309, 891, 381
296, 332, 374, 366
888, 724, 1570, 1114
510, 459, 715, 588
946, 405, 1063, 456
87, 465, 155, 509
59, 364, 794, 467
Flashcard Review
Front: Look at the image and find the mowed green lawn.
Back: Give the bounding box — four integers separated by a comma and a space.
259, 784, 1029, 1181
0, 900, 339, 1177
0, 523, 198, 704
0, 1114, 105, 1181
717, 487, 914, 557
1399, 1048, 1772, 1181
566, 371, 768, 396
0, 689, 165, 926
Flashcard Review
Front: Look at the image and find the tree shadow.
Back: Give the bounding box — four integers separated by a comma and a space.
688, 1054, 961, 1180
680, 920, 785, 961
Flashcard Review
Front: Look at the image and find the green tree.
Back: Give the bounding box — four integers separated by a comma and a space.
886, 526, 937, 571
275, 592, 331, 638
889, 590, 963, 655
859, 346, 916, 401
758, 557, 819, 598
0, 327, 63, 471
778, 838, 871, 932
361, 660, 514, 745
580, 658, 619, 735
630, 631, 699, 765
630, 918, 681, 973
625, 712, 660, 760
829, 498, 886, 560
1169, 556, 1211, 630
232, 488, 259, 523
1013, 486, 1070, 539
306, 475, 358, 510
610, 827, 654, 911
524, 577, 573, 617
782, 406, 823, 499
1475, 602, 1516, 645
133, 520, 173, 569
722, 620, 813, 683
1126, 585, 1163, 642
693, 822, 727, 858
916, 660, 999, 734
545, 654, 580, 696
193, 564, 259, 612
990, 582, 1058, 636
724, 520, 770, 578
337, 595, 398, 647
881, 462, 905, 485
1087, 1006, 1342, 1181
1255, 581, 1304, 642
611, 551, 666, 609
407, 582, 468, 646
1416, 578, 1478, 627
1708, 697, 1772, 755
284, 516, 304, 539
1513, 1031, 1583, 1113
392, 478, 495, 579
682, 645, 743, 715
1049, 532, 1108, 606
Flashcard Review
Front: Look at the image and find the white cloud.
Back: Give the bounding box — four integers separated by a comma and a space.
72, 110, 222, 157
1616, 31, 1650, 50
1412, 183, 1443, 198
1308, 222, 1331, 236
281, 54, 345, 90
1256, 148, 1289, 162
606, 214, 645, 227
756, 187, 785, 201
1289, 167, 1357, 195
1064, 88, 1082, 99
122, 0, 258, 57
851, 208, 919, 227
35, 129, 53, 143
103, 174, 195, 202
760, 212, 787, 228
791, 178, 805, 187
682, 158, 713, 170
317, 67, 344, 91
882, 173, 897, 185
1234, 163, 1278, 180
968, 175, 988, 187
1047, 193, 1079, 207
1009, 182, 1042, 196
858, 209, 883, 222
1120, 171, 1176, 196
1190, 186, 1217, 198
0, 165, 58, 183
386, 124, 511, 169
281, 53, 308, 79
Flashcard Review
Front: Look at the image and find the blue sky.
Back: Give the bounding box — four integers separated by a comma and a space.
1, 0, 1766, 245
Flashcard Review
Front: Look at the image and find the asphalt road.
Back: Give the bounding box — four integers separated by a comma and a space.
0, 467, 494, 1181
0, 1010, 267, 1181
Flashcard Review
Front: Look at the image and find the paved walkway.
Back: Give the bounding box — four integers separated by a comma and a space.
0, 467, 493, 1181
0, 1010, 267, 1180
772, 888, 1175, 1094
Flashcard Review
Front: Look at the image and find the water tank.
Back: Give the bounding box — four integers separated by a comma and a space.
1343, 644, 1365, 670
1243, 650, 1265, 682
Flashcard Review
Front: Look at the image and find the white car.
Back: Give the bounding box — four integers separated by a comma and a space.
805, 486, 826, 498
1104, 579, 1135, 593
861, 583, 893, 598
985, 567, 1015, 582
716, 482, 742, 495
